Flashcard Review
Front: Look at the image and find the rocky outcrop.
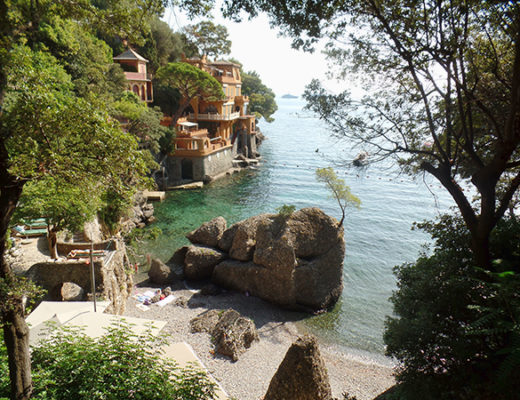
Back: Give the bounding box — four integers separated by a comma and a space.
190, 309, 221, 333
184, 245, 227, 280
190, 309, 259, 361
148, 258, 177, 284
212, 309, 259, 361
187, 216, 226, 247
175, 208, 344, 312
228, 215, 267, 261
120, 192, 155, 233
264, 335, 333, 400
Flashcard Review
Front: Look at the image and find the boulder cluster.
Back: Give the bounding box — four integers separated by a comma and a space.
190, 309, 259, 361
151, 207, 345, 312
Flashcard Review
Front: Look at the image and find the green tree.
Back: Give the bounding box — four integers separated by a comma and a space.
183, 20, 232, 59
153, 82, 183, 117
384, 215, 520, 399
156, 62, 224, 125
222, 0, 520, 270
227, 59, 278, 122
111, 91, 171, 153
37, 15, 126, 102
1, 322, 217, 399
0, 1, 174, 397
13, 178, 101, 259
242, 70, 278, 122
136, 17, 187, 74
316, 167, 360, 227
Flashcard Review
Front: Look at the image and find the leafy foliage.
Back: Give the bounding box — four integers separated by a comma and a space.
135, 17, 187, 74
0, 322, 217, 400
315, 167, 360, 227
13, 177, 100, 235
276, 204, 296, 218
37, 15, 126, 102
153, 82, 182, 118
223, 0, 520, 268
111, 91, 171, 153
3, 45, 150, 186
183, 21, 232, 59
241, 70, 277, 122
0, 1, 171, 396
228, 59, 278, 122
156, 62, 224, 124
385, 215, 520, 399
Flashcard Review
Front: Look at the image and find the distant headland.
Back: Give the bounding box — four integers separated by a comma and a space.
281, 94, 298, 99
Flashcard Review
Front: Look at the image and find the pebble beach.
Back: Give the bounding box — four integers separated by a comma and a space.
124, 280, 395, 400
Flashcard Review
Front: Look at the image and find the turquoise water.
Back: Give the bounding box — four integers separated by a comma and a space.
139, 98, 454, 358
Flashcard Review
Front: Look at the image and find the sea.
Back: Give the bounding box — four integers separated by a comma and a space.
138, 97, 455, 364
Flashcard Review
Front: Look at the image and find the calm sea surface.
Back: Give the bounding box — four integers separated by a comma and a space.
139, 98, 454, 362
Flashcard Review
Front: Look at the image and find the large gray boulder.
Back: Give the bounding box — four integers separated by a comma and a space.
60, 282, 85, 301
214, 208, 344, 311
212, 309, 259, 361
187, 216, 227, 247
228, 215, 271, 261
264, 335, 333, 400
184, 245, 227, 280
148, 258, 177, 284
175, 207, 345, 312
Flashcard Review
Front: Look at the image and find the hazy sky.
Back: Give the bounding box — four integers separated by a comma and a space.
163, 6, 332, 96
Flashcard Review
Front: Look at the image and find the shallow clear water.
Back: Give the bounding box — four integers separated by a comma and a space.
138, 98, 454, 359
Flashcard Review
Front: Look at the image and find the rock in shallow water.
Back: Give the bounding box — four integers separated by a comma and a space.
181, 207, 345, 312
186, 216, 227, 247
184, 245, 227, 280
214, 208, 344, 311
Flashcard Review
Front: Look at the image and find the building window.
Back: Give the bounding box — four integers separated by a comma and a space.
132, 85, 139, 95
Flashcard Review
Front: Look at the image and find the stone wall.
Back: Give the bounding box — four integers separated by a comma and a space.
235, 130, 257, 158
57, 240, 115, 256
25, 240, 132, 315
165, 147, 234, 183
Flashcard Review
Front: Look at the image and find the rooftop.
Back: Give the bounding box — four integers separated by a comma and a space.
114, 48, 148, 62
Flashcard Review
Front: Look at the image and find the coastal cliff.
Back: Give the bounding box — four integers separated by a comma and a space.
158, 207, 345, 312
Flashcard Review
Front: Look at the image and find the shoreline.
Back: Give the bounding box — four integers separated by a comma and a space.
124, 279, 395, 400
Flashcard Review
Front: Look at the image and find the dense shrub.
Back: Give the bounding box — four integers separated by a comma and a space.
384, 215, 520, 399
1, 322, 216, 400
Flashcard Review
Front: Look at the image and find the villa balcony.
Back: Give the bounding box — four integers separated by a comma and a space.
173, 136, 231, 157
124, 72, 152, 81
188, 112, 240, 121
177, 128, 209, 138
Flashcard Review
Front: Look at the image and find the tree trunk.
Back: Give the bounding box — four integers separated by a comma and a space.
47, 230, 58, 260
2, 303, 32, 400
0, 140, 31, 399
471, 228, 492, 270
170, 96, 195, 128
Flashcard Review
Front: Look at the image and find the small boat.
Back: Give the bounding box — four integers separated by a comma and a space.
353, 151, 369, 166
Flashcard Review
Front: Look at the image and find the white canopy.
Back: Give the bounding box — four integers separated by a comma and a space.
178, 121, 198, 127
27, 301, 165, 346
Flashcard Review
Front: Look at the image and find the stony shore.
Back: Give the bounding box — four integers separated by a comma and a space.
124, 279, 395, 400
